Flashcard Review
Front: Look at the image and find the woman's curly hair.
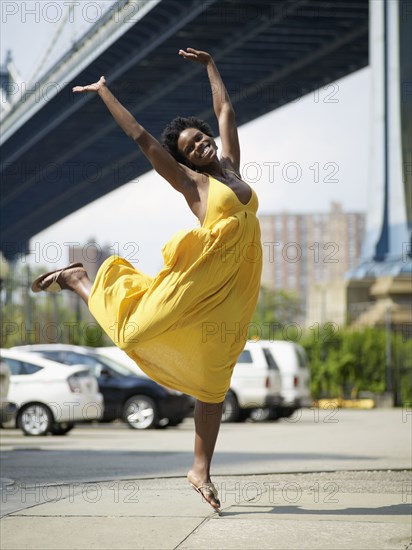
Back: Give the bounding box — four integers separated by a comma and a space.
161, 116, 214, 168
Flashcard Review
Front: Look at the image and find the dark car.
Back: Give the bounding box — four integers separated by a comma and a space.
13, 345, 192, 430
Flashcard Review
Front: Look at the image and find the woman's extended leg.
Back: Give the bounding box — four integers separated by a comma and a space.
187, 399, 223, 510
32, 264, 92, 305
65, 271, 93, 305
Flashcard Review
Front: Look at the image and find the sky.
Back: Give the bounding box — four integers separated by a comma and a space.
1, 1, 370, 275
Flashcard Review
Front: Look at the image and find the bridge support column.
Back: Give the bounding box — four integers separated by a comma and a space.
362, 0, 411, 263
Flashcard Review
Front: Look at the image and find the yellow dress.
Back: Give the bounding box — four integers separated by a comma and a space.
88, 175, 262, 403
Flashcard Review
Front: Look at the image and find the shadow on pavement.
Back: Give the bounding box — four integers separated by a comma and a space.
221, 503, 412, 517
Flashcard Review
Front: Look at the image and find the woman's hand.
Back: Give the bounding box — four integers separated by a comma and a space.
179, 48, 212, 66
72, 75, 106, 93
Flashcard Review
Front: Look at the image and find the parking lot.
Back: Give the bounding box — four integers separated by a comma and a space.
1, 409, 411, 549
1, 408, 411, 486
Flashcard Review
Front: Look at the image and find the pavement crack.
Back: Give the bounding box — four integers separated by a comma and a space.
173, 514, 217, 550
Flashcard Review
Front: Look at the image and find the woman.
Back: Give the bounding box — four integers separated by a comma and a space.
32, 48, 262, 512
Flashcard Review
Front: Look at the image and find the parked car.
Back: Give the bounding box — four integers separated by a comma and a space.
259, 340, 312, 417
222, 340, 283, 422
13, 344, 192, 430
0, 349, 103, 436
0, 361, 17, 426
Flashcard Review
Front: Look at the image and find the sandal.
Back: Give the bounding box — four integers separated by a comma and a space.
31, 262, 85, 293
188, 475, 221, 513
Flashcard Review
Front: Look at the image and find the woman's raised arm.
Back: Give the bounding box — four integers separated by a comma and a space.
73, 76, 193, 193
179, 48, 240, 172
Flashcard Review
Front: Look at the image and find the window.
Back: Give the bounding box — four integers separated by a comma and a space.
58, 352, 101, 377
2, 358, 42, 375
92, 354, 135, 376
21, 362, 43, 375
3, 358, 23, 375
64, 352, 97, 367
39, 351, 67, 364
295, 346, 308, 368
237, 350, 252, 363
262, 348, 280, 371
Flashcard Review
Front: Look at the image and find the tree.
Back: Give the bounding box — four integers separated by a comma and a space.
1, 261, 107, 348
250, 286, 303, 340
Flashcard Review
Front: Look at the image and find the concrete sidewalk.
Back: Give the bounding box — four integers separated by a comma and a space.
1, 470, 411, 550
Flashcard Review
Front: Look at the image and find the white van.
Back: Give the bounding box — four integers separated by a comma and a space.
260, 340, 312, 417
223, 340, 283, 422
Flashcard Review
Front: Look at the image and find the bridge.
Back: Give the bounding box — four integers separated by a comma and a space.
1, 0, 369, 259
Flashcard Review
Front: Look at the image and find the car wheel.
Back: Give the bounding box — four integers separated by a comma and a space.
268, 407, 281, 421
123, 395, 158, 430
280, 407, 299, 418
168, 418, 183, 427
249, 407, 271, 422
50, 422, 75, 435
18, 404, 53, 436
222, 391, 240, 422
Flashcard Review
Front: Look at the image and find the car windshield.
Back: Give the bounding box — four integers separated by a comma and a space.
90, 353, 137, 376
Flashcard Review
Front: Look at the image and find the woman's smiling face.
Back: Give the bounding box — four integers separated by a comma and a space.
177, 127, 218, 167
